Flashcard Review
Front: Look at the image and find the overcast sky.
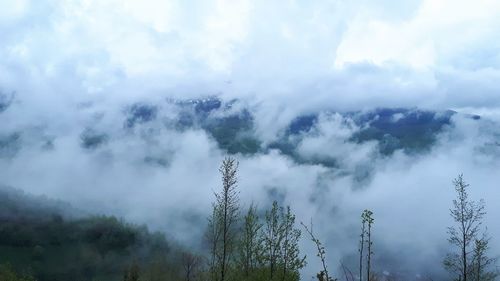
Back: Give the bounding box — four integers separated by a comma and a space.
2, 1, 500, 279
1, 0, 500, 110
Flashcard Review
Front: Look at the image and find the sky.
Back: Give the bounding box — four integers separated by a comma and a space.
1, 0, 500, 280
1, 0, 500, 110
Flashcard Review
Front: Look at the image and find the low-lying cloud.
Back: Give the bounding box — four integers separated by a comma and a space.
2, 95, 500, 279
1, 0, 500, 279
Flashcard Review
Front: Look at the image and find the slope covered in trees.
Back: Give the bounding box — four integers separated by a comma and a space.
0, 186, 187, 281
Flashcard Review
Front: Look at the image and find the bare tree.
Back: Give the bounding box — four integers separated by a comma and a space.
361, 210, 374, 281
301, 221, 337, 281
444, 174, 485, 281
219, 157, 240, 281
182, 252, 201, 281
341, 262, 355, 281
359, 213, 366, 281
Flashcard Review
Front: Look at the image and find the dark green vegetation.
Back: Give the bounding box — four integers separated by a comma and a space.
350, 108, 465, 155
267, 108, 459, 168
202, 110, 261, 155
170, 98, 261, 155
0, 263, 35, 281
205, 158, 306, 281
0, 186, 186, 281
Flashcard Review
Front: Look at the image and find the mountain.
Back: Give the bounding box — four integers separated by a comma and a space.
0, 95, 480, 167
127, 97, 472, 158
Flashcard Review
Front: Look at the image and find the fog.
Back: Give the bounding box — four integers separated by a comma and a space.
1, 0, 500, 279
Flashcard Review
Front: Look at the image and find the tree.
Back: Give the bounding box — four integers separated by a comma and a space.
261, 201, 306, 281
470, 232, 498, 281
301, 221, 337, 281
263, 201, 284, 280
182, 252, 202, 281
206, 205, 222, 281
0, 264, 35, 281
359, 213, 366, 281
444, 174, 486, 281
207, 157, 240, 281
361, 210, 374, 281
123, 263, 140, 281
237, 203, 263, 278
280, 206, 306, 281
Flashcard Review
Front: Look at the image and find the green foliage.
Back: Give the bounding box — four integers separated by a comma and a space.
281, 206, 307, 280
203, 112, 261, 155
262, 201, 283, 279
260, 201, 305, 281
0, 264, 35, 281
236, 204, 263, 277
351, 109, 452, 155
123, 262, 140, 281
206, 182, 305, 281
0, 212, 183, 281
81, 216, 138, 256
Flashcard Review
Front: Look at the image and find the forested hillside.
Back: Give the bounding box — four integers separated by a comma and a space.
0, 186, 186, 281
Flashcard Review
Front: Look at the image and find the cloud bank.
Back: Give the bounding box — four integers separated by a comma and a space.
1, 0, 500, 279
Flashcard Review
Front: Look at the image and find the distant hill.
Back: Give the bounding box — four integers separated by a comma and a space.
0, 186, 187, 281
0, 95, 481, 168
130, 97, 474, 159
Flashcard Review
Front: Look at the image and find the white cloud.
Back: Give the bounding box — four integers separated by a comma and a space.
0, 0, 30, 23
1, 0, 500, 109
335, 0, 500, 69
1, 0, 500, 278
